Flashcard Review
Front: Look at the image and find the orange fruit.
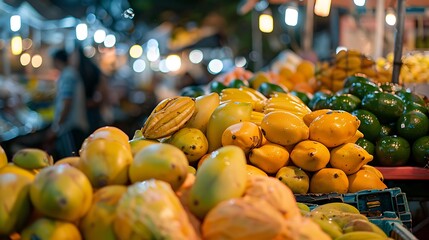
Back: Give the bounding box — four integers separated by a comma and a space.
309, 168, 349, 194
296, 60, 315, 80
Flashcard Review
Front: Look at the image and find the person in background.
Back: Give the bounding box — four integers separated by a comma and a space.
77, 47, 109, 132
45, 49, 88, 159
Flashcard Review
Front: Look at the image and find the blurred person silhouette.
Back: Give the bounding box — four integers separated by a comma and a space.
45, 49, 89, 159
76, 47, 109, 132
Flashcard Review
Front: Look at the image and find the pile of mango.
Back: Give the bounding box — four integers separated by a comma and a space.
0, 130, 392, 240
309, 75, 429, 168
315, 49, 392, 92
377, 52, 429, 84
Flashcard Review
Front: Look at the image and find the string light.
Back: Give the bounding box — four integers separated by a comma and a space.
314, 0, 331, 17
11, 36, 22, 55
10, 15, 21, 32
129, 45, 143, 58
386, 8, 396, 26
76, 23, 88, 40
285, 4, 299, 26
166, 54, 181, 72
259, 12, 273, 33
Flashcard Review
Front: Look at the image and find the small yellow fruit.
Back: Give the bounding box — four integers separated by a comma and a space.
83, 126, 130, 151
290, 140, 330, 172
29, 165, 93, 222
54, 156, 81, 170
249, 143, 289, 174
221, 122, 262, 154
0, 145, 7, 169
129, 138, 158, 157
246, 165, 268, 177
309, 168, 349, 194
360, 165, 384, 181
330, 143, 373, 175
261, 111, 309, 146
296, 60, 315, 80
168, 128, 209, 163
21, 218, 82, 240
276, 166, 310, 194
0, 163, 36, 181
303, 109, 332, 127
129, 143, 189, 191
347, 169, 387, 193
309, 110, 360, 147
80, 138, 133, 188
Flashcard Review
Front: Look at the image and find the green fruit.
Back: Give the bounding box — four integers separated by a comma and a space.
308, 90, 332, 110
179, 85, 205, 98
412, 136, 429, 167
327, 94, 361, 112
312, 202, 360, 214
188, 145, 247, 219
351, 109, 381, 141
361, 92, 405, 124
375, 136, 410, 166
297, 202, 311, 212
378, 124, 394, 139
291, 91, 312, 106
209, 81, 227, 94
379, 82, 403, 93
228, 79, 248, 88
396, 111, 429, 142
355, 138, 375, 156
21, 218, 82, 240
404, 102, 428, 115
257, 82, 286, 98
343, 75, 372, 88
12, 148, 53, 170
348, 81, 382, 100
395, 90, 426, 106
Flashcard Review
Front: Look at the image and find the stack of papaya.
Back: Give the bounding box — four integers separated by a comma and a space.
309, 75, 429, 168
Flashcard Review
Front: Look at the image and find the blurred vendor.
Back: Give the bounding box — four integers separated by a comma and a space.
46, 49, 88, 159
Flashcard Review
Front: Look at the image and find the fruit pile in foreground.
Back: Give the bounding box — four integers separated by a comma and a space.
0, 139, 392, 239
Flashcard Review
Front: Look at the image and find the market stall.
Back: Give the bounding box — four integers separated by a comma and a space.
0, 0, 429, 239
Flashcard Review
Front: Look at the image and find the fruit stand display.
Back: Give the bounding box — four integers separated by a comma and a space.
1, 56, 426, 239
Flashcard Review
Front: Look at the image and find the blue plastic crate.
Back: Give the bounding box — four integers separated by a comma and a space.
370, 218, 418, 240
343, 188, 412, 230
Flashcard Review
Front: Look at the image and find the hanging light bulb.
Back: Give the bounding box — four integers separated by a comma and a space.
353, 0, 366, 7
11, 36, 22, 55
76, 23, 88, 40
285, 3, 299, 26
10, 15, 21, 32
385, 8, 396, 26
314, 0, 332, 17
259, 10, 273, 33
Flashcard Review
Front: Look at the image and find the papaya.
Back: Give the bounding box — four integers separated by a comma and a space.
188, 145, 247, 219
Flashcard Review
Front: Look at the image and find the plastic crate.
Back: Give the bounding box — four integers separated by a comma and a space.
343, 188, 412, 230
370, 218, 418, 240
295, 188, 412, 230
